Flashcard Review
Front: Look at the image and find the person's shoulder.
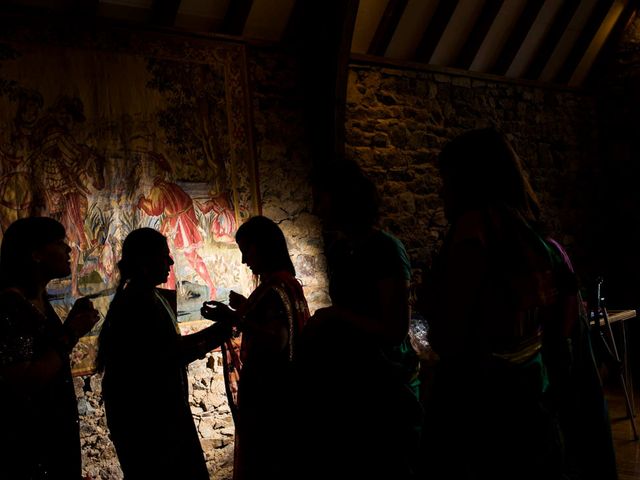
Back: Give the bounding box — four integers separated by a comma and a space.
0, 289, 32, 330
375, 230, 406, 251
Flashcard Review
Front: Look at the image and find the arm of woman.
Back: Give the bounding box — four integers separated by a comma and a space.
0, 322, 75, 391
313, 275, 410, 346
242, 290, 289, 358
179, 320, 233, 364
0, 349, 66, 391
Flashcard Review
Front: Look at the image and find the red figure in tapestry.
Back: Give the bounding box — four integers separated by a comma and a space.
29, 95, 105, 297
196, 191, 238, 244
137, 154, 217, 300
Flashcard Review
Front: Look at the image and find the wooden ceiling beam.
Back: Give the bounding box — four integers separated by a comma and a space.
524, 0, 581, 80
149, 0, 182, 27
583, 0, 639, 86
492, 0, 545, 76
367, 0, 409, 56
220, 0, 254, 36
298, 0, 360, 165
553, 0, 615, 84
282, 0, 305, 44
414, 0, 460, 63
453, 0, 504, 70
570, 0, 631, 85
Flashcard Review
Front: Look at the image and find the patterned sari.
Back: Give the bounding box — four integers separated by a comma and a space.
221, 271, 309, 480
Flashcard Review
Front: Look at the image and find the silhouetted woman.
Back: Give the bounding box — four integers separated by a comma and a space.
0, 217, 100, 479
97, 227, 230, 479
200, 215, 310, 480
418, 128, 571, 480
302, 160, 422, 480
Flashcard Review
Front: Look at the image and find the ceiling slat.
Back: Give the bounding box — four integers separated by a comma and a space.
385, 0, 440, 60
414, 0, 460, 62
149, 0, 181, 26
507, 2, 567, 78
219, 0, 254, 35
570, 0, 629, 86
453, 0, 504, 70
524, 0, 581, 80
492, 0, 545, 76
553, 0, 616, 84
470, 0, 528, 72
538, 0, 599, 83
583, 0, 638, 86
367, 0, 409, 56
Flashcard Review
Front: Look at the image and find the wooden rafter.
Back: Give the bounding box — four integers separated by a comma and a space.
367, 0, 409, 57
282, 0, 305, 44
453, 0, 504, 70
220, 0, 254, 36
553, 0, 616, 84
570, 0, 630, 85
492, 0, 545, 75
524, 0, 581, 80
414, 0, 460, 63
583, 0, 639, 85
149, 0, 181, 27
299, 0, 360, 164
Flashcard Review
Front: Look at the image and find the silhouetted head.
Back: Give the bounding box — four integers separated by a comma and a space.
235, 215, 295, 277
311, 159, 380, 233
118, 228, 174, 288
438, 127, 540, 223
0, 217, 70, 289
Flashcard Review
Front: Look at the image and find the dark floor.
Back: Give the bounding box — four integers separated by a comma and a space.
607, 385, 640, 480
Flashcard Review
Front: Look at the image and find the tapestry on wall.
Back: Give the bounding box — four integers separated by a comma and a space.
0, 26, 259, 375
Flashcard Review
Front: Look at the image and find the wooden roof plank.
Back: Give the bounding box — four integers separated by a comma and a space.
583, 0, 639, 86
524, 0, 581, 80
570, 0, 628, 85
554, 0, 617, 84
414, 0, 460, 63
367, 0, 409, 56
492, 0, 546, 76
453, 0, 504, 70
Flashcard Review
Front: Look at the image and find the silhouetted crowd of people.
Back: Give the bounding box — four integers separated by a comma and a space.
0, 127, 617, 479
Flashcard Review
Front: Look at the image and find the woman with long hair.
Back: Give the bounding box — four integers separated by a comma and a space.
418, 127, 577, 480
97, 227, 230, 479
200, 215, 310, 480
0, 216, 99, 479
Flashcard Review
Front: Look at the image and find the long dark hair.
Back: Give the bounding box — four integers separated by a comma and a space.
235, 216, 296, 277
96, 227, 168, 372
0, 217, 66, 289
438, 127, 541, 225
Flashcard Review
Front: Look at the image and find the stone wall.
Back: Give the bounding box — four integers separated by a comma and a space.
345, 62, 602, 286
247, 46, 328, 310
